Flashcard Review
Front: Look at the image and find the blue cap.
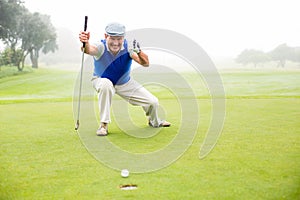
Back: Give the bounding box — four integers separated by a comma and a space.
105, 22, 126, 36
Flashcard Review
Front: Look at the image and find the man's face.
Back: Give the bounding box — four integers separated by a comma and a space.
105, 34, 124, 55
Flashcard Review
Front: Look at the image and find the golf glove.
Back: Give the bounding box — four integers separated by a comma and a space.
132, 39, 141, 54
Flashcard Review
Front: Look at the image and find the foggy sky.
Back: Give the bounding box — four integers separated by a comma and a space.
24, 0, 300, 59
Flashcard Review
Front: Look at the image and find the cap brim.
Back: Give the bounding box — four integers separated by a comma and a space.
106, 32, 125, 36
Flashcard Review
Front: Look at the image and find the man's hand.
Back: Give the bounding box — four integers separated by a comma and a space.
130, 39, 149, 67
79, 31, 90, 44
78, 31, 99, 56
132, 39, 141, 54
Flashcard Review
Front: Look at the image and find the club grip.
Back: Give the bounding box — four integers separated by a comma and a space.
83, 16, 88, 48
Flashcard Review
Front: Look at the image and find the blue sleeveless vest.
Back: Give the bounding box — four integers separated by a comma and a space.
93, 39, 132, 85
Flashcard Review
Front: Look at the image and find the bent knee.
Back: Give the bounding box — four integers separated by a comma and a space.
94, 78, 114, 92
149, 96, 159, 107
100, 78, 113, 89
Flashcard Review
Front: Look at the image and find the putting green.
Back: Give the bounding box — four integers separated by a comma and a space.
0, 68, 299, 199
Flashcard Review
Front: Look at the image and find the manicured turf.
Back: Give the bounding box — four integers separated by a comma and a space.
0, 67, 299, 199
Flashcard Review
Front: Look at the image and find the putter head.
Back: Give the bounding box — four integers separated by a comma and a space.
75, 120, 79, 130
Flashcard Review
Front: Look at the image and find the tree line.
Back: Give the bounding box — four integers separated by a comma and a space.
0, 0, 57, 71
235, 43, 300, 68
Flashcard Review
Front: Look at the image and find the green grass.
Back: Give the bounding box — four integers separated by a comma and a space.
0, 67, 299, 199
0, 66, 34, 79
0, 68, 77, 104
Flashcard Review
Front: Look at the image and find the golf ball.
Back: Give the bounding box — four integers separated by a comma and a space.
121, 169, 129, 178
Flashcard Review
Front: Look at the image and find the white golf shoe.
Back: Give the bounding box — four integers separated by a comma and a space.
96, 123, 108, 136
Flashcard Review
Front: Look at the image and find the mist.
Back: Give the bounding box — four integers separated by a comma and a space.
23, 0, 300, 70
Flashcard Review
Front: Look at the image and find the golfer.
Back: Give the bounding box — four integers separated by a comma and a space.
79, 22, 171, 136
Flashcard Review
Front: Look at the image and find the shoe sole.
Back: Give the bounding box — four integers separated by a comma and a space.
96, 133, 108, 136
148, 122, 171, 128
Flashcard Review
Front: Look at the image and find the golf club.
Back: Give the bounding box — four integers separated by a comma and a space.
75, 16, 88, 130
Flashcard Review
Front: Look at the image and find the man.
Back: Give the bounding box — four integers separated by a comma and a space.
79, 22, 171, 136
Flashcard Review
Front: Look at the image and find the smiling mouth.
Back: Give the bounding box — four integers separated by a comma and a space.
111, 45, 120, 49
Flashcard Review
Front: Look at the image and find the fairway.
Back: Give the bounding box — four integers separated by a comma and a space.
0, 68, 299, 199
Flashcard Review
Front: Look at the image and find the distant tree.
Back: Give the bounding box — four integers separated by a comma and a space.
0, 47, 13, 66
38, 27, 81, 65
236, 49, 270, 67
20, 12, 58, 69
269, 43, 294, 68
0, 0, 57, 70
290, 47, 300, 63
0, 0, 24, 41
0, 0, 26, 69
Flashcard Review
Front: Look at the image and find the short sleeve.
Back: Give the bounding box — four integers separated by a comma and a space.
94, 41, 105, 60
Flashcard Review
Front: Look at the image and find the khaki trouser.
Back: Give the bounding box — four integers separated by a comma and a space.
92, 77, 163, 127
